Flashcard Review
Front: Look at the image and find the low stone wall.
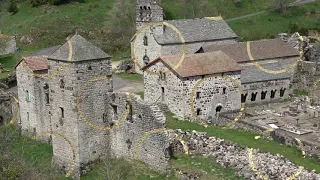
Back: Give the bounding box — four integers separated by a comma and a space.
170, 130, 320, 180
115, 59, 134, 73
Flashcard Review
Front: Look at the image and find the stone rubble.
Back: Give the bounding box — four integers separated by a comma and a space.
171, 130, 320, 180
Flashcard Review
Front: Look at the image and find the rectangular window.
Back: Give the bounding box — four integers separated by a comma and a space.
196, 92, 200, 99
161, 87, 165, 101
196, 108, 201, 115
223, 87, 226, 94
45, 92, 50, 104
25, 90, 30, 102
60, 107, 64, 118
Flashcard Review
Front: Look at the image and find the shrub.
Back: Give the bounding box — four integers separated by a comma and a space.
29, 0, 47, 7
7, 0, 18, 14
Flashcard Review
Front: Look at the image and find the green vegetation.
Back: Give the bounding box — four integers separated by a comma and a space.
0, 54, 19, 79
166, 112, 320, 173
116, 73, 143, 82
135, 91, 144, 99
293, 89, 309, 96
228, 1, 320, 41
82, 157, 174, 180
170, 155, 244, 180
0, 125, 67, 179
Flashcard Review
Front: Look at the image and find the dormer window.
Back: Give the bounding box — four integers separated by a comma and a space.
143, 34, 148, 46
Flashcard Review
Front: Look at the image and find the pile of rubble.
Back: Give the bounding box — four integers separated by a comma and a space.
171, 130, 320, 180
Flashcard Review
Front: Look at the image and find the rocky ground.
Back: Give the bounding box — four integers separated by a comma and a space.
171, 130, 320, 180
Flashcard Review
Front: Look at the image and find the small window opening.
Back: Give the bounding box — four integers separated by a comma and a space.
196, 92, 200, 99
216, 106, 222, 112
126, 139, 132, 149
223, 87, 226, 94
280, 88, 286, 97
143, 34, 148, 46
261, 91, 267, 100
251, 92, 257, 101
27, 112, 29, 121
143, 6, 147, 10
161, 87, 165, 101
112, 105, 118, 115
110, 122, 114, 128
127, 102, 133, 123
270, 90, 277, 99
25, 90, 30, 102
60, 79, 65, 89
45, 92, 50, 104
60, 107, 64, 118
103, 113, 107, 123
196, 108, 201, 115
88, 66, 92, 70
241, 93, 248, 103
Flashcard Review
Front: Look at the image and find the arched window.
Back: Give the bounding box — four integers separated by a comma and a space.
60, 79, 65, 89
143, 34, 148, 46
280, 88, 286, 97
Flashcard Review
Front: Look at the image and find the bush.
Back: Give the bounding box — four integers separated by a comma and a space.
29, 0, 47, 7
7, 0, 18, 14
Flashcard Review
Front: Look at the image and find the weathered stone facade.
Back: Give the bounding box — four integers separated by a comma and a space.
15, 35, 171, 179
0, 35, 17, 56
144, 60, 242, 122
16, 63, 51, 141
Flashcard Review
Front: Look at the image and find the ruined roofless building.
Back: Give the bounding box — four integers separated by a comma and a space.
132, 0, 238, 74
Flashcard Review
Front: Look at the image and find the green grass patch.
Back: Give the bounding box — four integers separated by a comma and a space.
228, 2, 320, 41
170, 155, 244, 180
135, 91, 144, 99
166, 112, 320, 173
0, 125, 68, 179
82, 157, 174, 180
0, 53, 19, 79
293, 89, 309, 96
116, 73, 143, 82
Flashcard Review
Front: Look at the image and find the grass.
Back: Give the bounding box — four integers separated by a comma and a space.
0, 53, 20, 79
293, 89, 309, 96
135, 91, 144, 99
170, 155, 244, 180
166, 112, 320, 173
0, 125, 68, 179
228, 1, 320, 41
115, 73, 144, 82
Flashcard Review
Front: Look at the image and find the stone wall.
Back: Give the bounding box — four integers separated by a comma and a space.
171, 130, 320, 180
48, 58, 112, 179
16, 63, 51, 141
0, 92, 15, 126
108, 92, 170, 172
144, 61, 242, 122
292, 61, 320, 90
0, 36, 17, 55
241, 79, 291, 104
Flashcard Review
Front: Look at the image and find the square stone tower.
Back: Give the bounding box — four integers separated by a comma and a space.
47, 34, 113, 178
136, 0, 163, 30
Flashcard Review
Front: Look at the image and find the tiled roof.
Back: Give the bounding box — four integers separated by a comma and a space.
200, 38, 300, 63
19, 56, 48, 71
48, 35, 111, 61
153, 18, 238, 45
143, 51, 243, 77
241, 63, 291, 84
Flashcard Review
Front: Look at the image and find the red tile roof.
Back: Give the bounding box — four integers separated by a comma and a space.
15, 56, 48, 71
201, 38, 300, 63
143, 51, 243, 77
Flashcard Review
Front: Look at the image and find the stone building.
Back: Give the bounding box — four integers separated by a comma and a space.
132, 0, 238, 74
0, 34, 17, 56
142, 51, 243, 122
198, 38, 300, 104
15, 35, 170, 179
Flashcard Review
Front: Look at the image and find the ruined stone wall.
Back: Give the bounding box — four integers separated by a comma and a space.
171, 130, 320, 180
48, 58, 112, 179
241, 79, 291, 104
182, 72, 242, 122
160, 38, 237, 56
0, 36, 16, 55
0, 92, 14, 126
16, 64, 51, 141
292, 61, 320, 90
108, 92, 170, 172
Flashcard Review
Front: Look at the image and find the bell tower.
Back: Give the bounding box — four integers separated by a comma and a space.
136, 0, 163, 30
